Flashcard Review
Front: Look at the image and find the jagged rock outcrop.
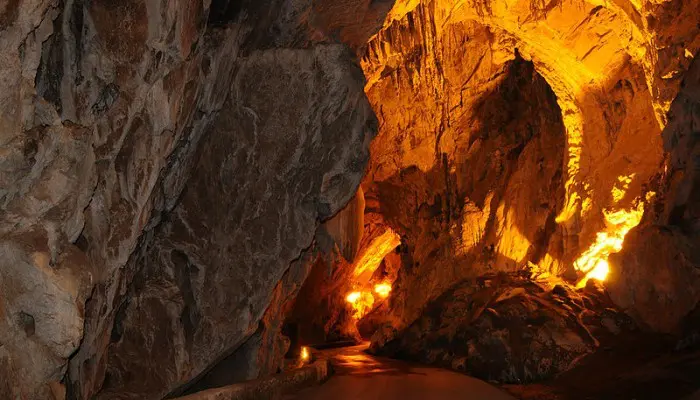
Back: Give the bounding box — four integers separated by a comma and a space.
607, 55, 700, 333
354, 0, 699, 343
370, 274, 635, 382
0, 0, 386, 399
343, 0, 700, 380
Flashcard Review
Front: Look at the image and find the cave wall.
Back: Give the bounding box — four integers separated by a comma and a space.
0, 0, 390, 399
365, 48, 568, 330
355, 0, 700, 340
288, 0, 700, 345
84, 44, 375, 400
2, 0, 700, 396
607, 54, 700, 333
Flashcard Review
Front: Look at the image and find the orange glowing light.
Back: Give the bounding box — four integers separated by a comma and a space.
573, 192, 653, 288
346, 292, 361, 303
352, 229, 401, 279
345, 291, 375, 319
374, 282, 392, 298
300, 346, 310, 362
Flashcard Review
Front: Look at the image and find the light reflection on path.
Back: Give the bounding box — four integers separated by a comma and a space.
285, 343, 516, 400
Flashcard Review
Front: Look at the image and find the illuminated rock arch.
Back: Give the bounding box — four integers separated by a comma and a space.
359, 0, 690, 282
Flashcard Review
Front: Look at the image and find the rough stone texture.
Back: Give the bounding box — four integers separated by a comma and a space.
0, 230, 92, 400
370, 273, 635, 383
339, 0, 700, 380
180, 250, 320, 396
607, 55, 700, 333
0, 0, 385, 399
366, 52, 567, 332
2, 0, 221, 397
608, 226, 700, 333
92, 45, 376, 399
3, 0, 700, 397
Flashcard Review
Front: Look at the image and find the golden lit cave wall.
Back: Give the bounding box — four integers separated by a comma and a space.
359, 0, 699, 279
359, 52, 569, 328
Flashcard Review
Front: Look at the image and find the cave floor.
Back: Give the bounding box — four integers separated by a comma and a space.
283, 343, 516, 400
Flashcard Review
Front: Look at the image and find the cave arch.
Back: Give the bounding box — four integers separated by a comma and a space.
361, 0, 667, 276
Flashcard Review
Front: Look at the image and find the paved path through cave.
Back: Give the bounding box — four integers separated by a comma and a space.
285, 343, 516, 400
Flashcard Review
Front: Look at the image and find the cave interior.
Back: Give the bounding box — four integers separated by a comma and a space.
1, 0, 700, 399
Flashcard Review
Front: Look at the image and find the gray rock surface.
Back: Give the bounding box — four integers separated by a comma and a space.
89, 44, 375, 400
0, 1, 384, 398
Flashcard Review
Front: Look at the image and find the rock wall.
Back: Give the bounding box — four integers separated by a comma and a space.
2, 0, 700, 396
0, 0, 387, 399
355, 0, 700, 342
361, 5, 570, 330
607, 54, 700, 333
80, 44, 375, 400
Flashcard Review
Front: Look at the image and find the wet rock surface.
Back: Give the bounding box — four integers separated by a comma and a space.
285, 343, 516, 400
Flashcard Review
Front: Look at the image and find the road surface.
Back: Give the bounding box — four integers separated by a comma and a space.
285, 343, 516, 400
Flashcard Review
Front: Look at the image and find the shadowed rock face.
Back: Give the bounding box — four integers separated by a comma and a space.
0, 1, 387, 399
91, 45, 375, 400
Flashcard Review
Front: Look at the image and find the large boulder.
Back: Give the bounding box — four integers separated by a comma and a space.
370, 273, 635, 383
89, 44, 376, 399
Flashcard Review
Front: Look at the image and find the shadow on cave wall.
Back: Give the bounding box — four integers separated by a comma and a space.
362, 53, 567, 328
283, 253, 358, 348
279, 52, 569, 347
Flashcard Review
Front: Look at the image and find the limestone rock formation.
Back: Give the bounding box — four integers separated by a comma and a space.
82, 44, 375, 400
2, 0, 700, 397
0, 0, 384, 399
351, 0, 700, 381
607, 55, 700, 333
370, 273, 635, 382
365, 51, 568, 332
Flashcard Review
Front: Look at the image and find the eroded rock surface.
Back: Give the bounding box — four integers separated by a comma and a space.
353, 0, 700, 381
370, 273, 635, 383
3, 0, 700, 397
608, 55, 700, 333
365, 51, 568, 334
0, 0, 384, 399
91, 45, 375, 400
